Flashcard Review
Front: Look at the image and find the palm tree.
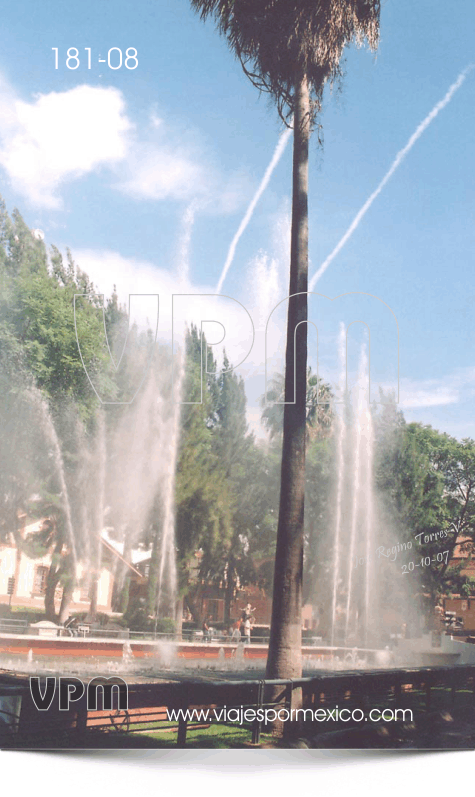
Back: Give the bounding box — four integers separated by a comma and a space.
190, 0, 380, 682
261, 368, 333, 441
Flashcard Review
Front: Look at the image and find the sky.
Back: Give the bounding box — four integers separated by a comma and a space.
0, 0, 474, 438
0, 9, 471, 782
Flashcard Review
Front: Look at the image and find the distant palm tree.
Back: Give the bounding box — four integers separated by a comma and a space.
261, 368, 333, 441
191, 0, 380, 681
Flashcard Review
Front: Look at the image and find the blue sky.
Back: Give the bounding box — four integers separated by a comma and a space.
0, 0, 474, 437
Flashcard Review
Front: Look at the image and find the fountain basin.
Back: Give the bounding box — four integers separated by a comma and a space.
0, 632, 389, 666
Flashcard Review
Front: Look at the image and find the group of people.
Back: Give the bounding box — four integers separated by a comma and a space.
202, 603, 256, 645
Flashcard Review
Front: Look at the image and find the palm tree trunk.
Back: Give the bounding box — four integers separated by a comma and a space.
224, 579, 234, 626
146, 526, 161, 616
185, 589, 204, 627
58, 568, 75, 624
119, 531, 133, 614
224, 557, 236, 624
88, 573, 99, 621
44, 539, 63, 621
266, 75, 310, 683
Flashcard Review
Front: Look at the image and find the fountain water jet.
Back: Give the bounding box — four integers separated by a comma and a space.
26, 388, 78, 568
155, 344, 183, 620
328, 341, 376, 648
330, 325, 347, 646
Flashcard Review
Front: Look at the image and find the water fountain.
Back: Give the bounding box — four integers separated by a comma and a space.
26, 388, 78, 570
1, 327, 407, 680
327, 336, 377, 651
122, 641, 134, 666
105, 353, 179, 617
1, 236, 458, 684
0, 335, 184, 672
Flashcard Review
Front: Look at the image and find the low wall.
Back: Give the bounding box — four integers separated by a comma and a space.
0, 633, 383, 663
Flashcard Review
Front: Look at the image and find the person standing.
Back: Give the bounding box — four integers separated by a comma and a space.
241, 603, 256, 621
231, 620, 241, 643
202, 617, 212, 643
243, 616, 252, 645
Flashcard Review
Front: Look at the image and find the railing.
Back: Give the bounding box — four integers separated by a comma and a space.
1, 664, 474, 748
1, 623, 277, 643
0, 619, 28, 634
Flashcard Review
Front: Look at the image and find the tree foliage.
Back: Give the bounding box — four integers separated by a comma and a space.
374, 399, 475, 616
191, 0, 380, 123
0, 199, 125, 618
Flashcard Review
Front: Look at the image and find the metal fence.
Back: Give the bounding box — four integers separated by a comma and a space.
1, 664, 474, 748
0, 619, 28, 634
0, 622, 275, 643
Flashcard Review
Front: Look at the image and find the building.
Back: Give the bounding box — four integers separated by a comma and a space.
0, 522, 142, 615
184, 555, 315, 629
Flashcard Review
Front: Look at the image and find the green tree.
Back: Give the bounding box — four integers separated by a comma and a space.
0, 199, 123, 620
302, 434, 334, 613
191, 0, 380, 681
175, 327, 232, 623
374, 406, 475, 624
261, 368, 333, 441
210, 355, 278, 621
414, 432, 475, 609
1, 212, 115, 418
261, 369, 334, 628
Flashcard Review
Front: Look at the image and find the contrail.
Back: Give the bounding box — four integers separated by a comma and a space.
216, 126, 292, 294
309, 65, 474, 291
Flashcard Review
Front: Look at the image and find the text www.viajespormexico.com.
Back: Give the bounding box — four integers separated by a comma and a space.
167, 706, 413, 725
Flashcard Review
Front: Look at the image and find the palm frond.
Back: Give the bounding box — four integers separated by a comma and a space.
191, 1, 380, 124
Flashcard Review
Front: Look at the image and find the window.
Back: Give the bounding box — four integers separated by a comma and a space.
33, 566, 49, 595
206, 599, 220, 621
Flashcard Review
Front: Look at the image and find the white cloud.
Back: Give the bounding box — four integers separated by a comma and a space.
399, 367, 475, 409
0, 75, 251, 213
400, 382, 459, 409
0, 81, 132, 208
116, 116, 252, 212
149, 111, 162, 130
74, 248, 186, 302
117, 139, 207, 203
71, 247, 255, 370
